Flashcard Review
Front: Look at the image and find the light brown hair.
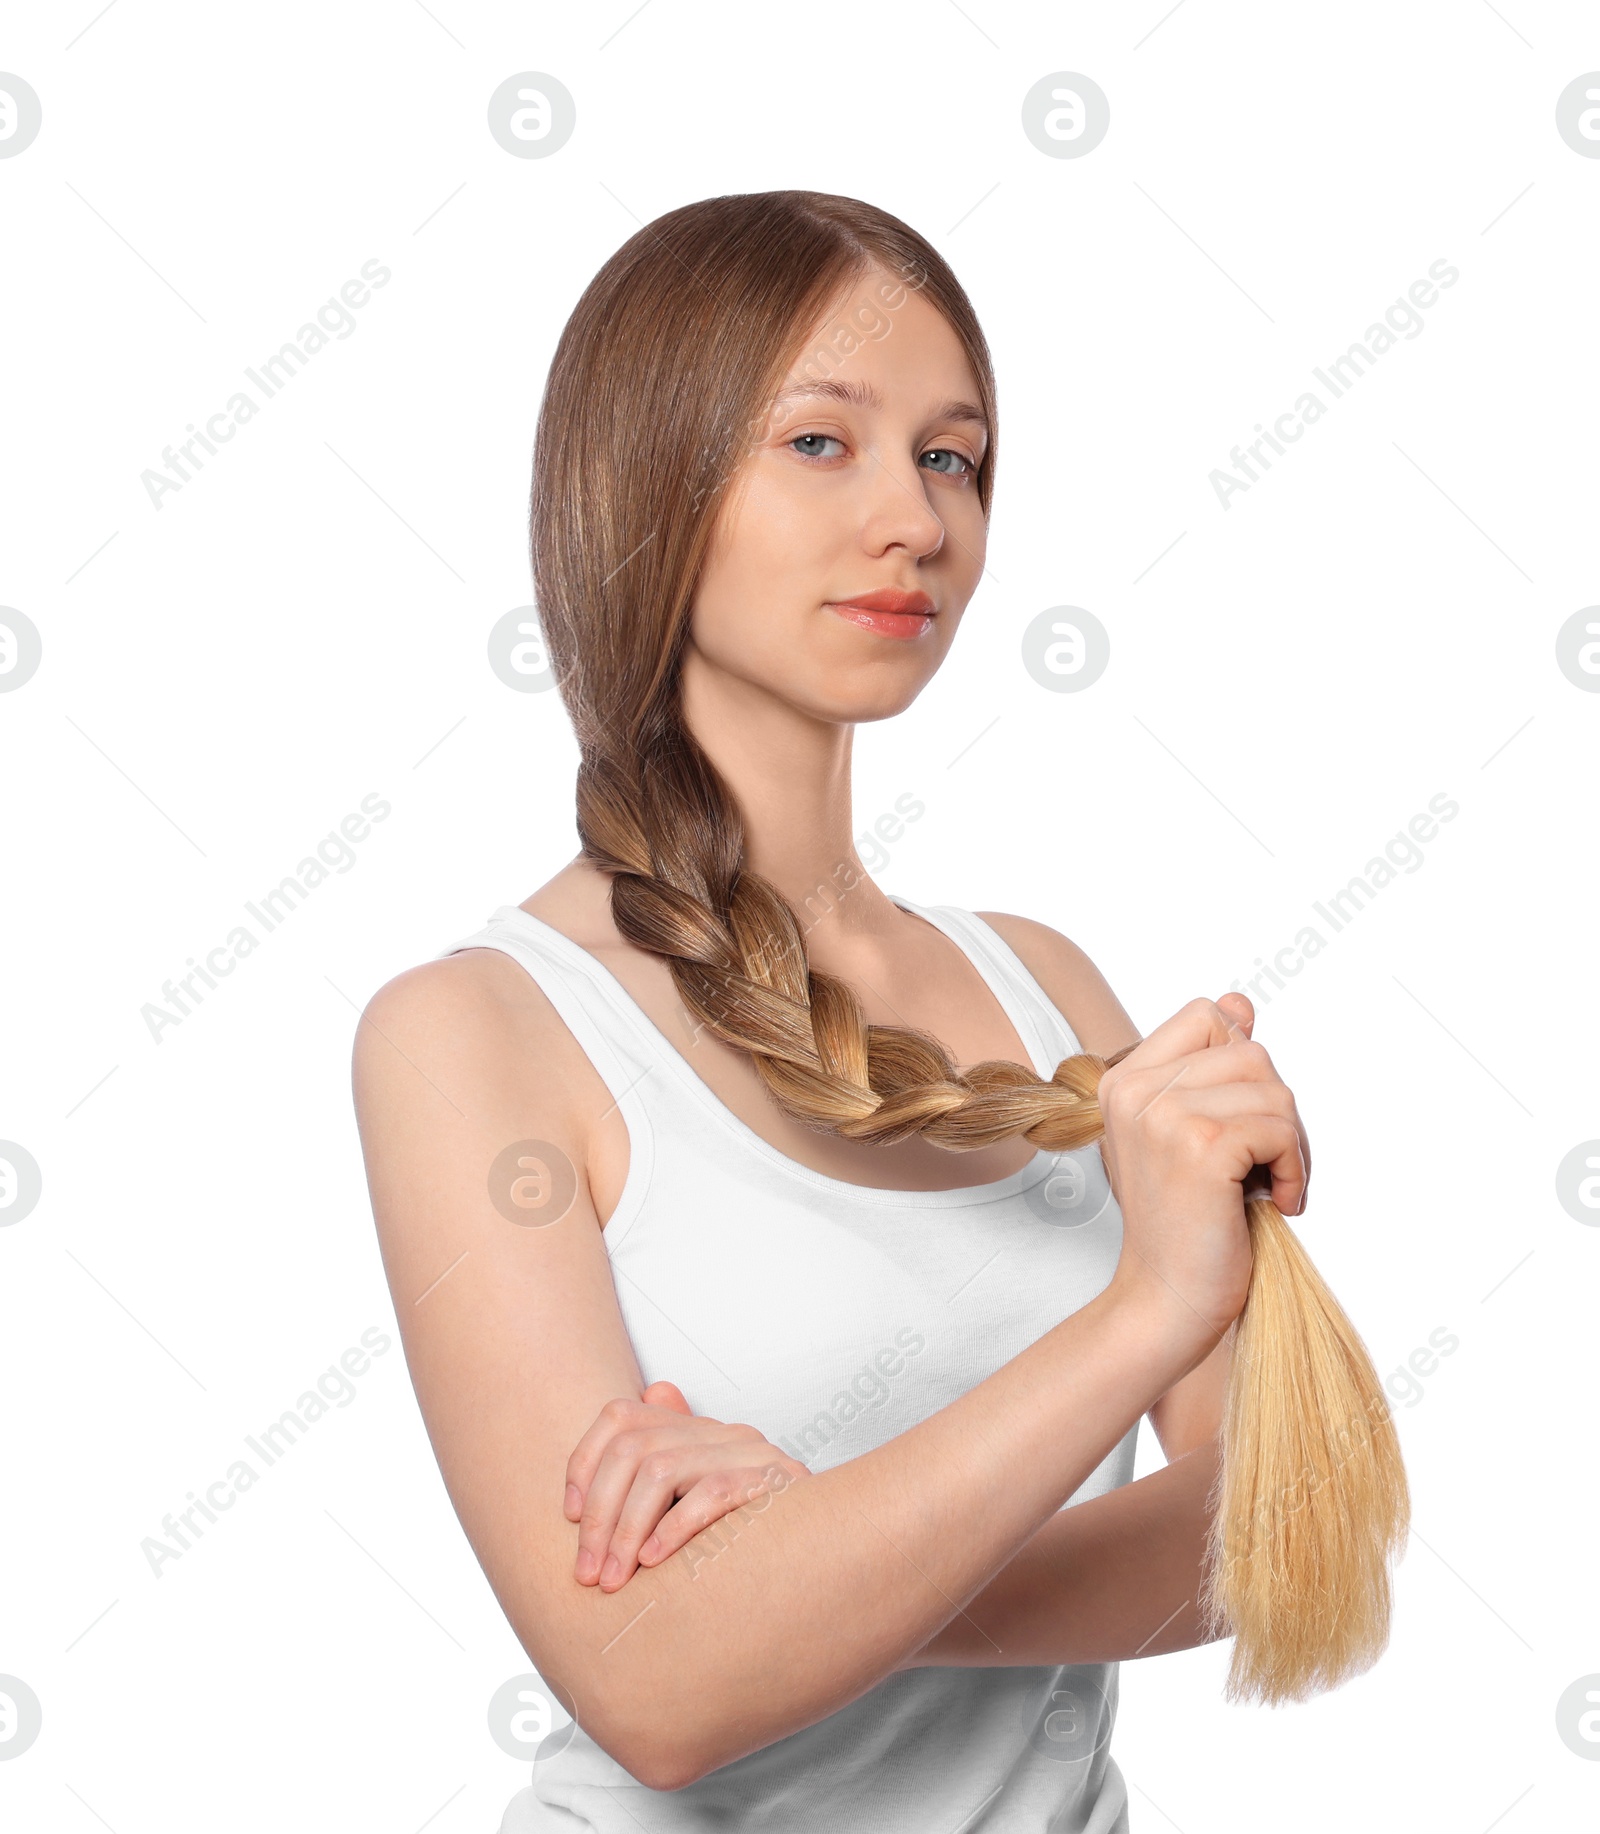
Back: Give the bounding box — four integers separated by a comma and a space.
529, 188, 1408, 1706
532, 187, 1042, 1148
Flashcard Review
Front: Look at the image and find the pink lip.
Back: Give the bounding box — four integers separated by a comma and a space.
826, 588, 936, 643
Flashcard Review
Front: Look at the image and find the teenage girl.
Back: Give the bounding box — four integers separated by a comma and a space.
352, 190, 1309, 1831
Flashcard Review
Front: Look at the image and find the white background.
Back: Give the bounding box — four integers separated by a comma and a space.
2, 2, 1596, 1829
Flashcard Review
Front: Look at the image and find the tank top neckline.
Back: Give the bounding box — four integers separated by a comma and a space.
482, 894, 1070, 1210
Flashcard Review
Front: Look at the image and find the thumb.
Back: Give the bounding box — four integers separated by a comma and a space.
1216, 991, 1254, 1039
640, 1379, 693, 1415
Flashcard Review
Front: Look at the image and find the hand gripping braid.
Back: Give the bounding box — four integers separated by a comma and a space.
589, 762, 1409, 1707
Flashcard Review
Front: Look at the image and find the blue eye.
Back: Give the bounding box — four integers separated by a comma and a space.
788, 433, 976, 475
789, 433, 845, 462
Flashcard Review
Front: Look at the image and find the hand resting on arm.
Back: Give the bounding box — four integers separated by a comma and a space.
353, 953, 1297, 1790
559, 1332, 1233, 1669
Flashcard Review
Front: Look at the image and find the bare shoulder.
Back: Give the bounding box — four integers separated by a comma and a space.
352, 945, 605, 1135
972, 911, 1141, 1060
351, 941, 635, 1255
357, 941, 560, 1043
352, 858, 613, 1088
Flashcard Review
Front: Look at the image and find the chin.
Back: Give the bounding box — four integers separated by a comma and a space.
790, 621, 953, 723
801, 668, 936, 725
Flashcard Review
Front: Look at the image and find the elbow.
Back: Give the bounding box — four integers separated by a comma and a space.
637, 1751, 705, 1794
597, 1721, 705, 1794
530, 1658, 707, 1794
606, 1706, 707, 1792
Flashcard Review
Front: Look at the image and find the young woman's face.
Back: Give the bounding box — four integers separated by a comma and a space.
684, 262, 990, 725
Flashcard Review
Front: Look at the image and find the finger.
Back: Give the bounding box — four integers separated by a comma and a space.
564, 1396, 647, 1521
1217, 1113, 1306, 1216
595, 1426, 780, 1585
1124, 1034, 1282, 1092
638, 1457, 809, 1566
1156, 1033, 1310, 1205
574, 1426, 671, 1583
635, 1466, 795, 1571
1102, 1037, 1285, 1148
577, 1420, 745, 1583
598, 1447, 733, 1590
1194, 1031, 1311, 1204
1176, 1088, 1310, 1216
565, 1389, 708, 1519
1215, 991, 1254, 1038
1100, 996, 1253, 1084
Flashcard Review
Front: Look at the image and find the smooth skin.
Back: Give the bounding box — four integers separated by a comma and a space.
352, 262, 1311, 1790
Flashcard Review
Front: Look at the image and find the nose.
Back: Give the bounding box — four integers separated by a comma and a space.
858, 448, 947, 561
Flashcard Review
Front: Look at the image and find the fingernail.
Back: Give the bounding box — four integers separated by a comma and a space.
575, 1548, 598, 1582
565, 1484, 581, 1517
639, 1536, 659, 1562
600, 1554, 623, 1586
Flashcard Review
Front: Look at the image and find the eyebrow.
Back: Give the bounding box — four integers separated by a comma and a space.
771, 377, 989, 431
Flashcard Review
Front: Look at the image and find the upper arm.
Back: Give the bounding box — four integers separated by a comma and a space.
974, 910, 1229, 1457
350, 951, 664, 1780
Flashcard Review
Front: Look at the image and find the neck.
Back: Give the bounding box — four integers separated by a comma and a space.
677, 652, 896, 940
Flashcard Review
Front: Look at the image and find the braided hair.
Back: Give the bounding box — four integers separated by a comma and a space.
528, 189, 1409, 1709
531, 188, 1103, 1151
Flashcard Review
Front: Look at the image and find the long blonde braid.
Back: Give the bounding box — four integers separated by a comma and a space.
533, 187, 1409, 1707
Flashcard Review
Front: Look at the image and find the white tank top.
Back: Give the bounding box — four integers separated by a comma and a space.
440, 894, 1139, 1833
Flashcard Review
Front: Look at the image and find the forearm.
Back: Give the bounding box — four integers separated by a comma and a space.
893, 1434, 1225, 1669
547, 1282, 1204, 1789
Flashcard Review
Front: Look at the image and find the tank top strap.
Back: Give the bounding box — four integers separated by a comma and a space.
886, 894, 1084, 1074
441, 896, 1083, 1106
435, 905, 667, 1141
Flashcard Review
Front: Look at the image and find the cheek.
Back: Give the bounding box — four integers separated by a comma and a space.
690, 592, 799, 683
940, 489, 988, 575
690, 473, 837, 667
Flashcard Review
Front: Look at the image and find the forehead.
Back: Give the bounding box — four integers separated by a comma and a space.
767, 269, 988, 429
